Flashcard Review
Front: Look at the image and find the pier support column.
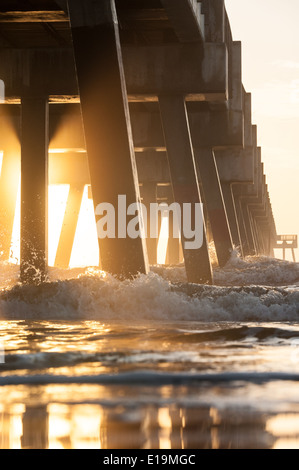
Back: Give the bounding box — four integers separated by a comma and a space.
68, 0, 148, 278
195, 148, 234, 266
259, 223, 268, 256
159, 95, 212, 284
141, 182, 158, 266
248, 210, 259, 254
241, 203, 257, 256
20, 97, 48, 284
165, 189, 181, 266
221, 182, 243, 257
234, 194, 250, 257
252, 216, 263, 255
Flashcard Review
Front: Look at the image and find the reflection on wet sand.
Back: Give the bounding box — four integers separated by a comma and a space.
1, 319, 299, 449
2, 400, 297, 449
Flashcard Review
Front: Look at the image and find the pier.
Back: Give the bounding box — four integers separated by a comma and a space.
0, 0, 288, 284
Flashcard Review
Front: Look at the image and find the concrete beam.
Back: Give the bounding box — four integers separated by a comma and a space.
160, 0, 205, 42
49, 103, 244, 153
188, 109, 243, 148
136, 152, 169, 184
130, 108, 165, 150
229, 42, 242, 111
22, 97, 247, 156
233, 129, 261, 199
243, 92, 252, 147
0, 42, 227, 102
135, 149, 254, 186
202, 0, 225, 43
47, 149, 255, 189
215, 148, 254, 184
0, 48, 78, 100
123, 43, 228, 101
131, 106, 244, 150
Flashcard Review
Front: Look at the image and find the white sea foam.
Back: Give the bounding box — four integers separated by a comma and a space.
214, 251, 299, 286
0, 262, 19, 289
0, 263, 298, 322
152, 251, 299, 287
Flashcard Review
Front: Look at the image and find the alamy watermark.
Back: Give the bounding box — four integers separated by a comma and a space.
0, 80, 4, 103
95, 195, 204, 250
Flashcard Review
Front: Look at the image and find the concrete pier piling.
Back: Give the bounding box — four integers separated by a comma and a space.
159, 95, 213, 284
167, 210, 181, 266
0, 0, 286, 284
68, 0, 148, 278
141, 181, 158, 266
20, 97, 49, 284
195, 148, 233, 267
221, 182, 243, 256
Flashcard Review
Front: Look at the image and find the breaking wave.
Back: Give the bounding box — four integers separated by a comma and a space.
1, 370, 299, 387
152, 250, 299, 286
0, 252, 298, 322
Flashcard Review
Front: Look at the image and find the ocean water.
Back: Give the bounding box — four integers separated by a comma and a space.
0, 253, 299, 449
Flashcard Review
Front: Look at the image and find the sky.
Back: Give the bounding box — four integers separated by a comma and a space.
224, 0, 299, 260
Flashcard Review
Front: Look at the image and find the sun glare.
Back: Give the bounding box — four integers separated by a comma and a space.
0, 151, 3, 178
69, 185, 99, 268
8, 179, 169, 270
9, 177, 20, 264
48, 184, 70, 267
157, 216, 169, 265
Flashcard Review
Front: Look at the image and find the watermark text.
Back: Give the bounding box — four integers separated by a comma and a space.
95, 195, 204, 250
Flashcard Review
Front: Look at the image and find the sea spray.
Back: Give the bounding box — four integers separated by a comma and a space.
0, 262, 298, 322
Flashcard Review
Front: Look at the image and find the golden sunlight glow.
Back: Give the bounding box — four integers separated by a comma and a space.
48, 404, 71, 449
272, 439, 299, 450
9, 177, 20, 264
267, 414, 299, 437
49, 148, 85, 154
158, 407, 172, 449
157, 216, 169, 265
48, 404, 103, 449
267, 413, 299, 449
0, 151, 3, 178
7, 177, 175, 270
9, 405, 25, 449
9, 183, 100, 268
71, 405, 102, 449
211, 428, 220, 450
210, 407, 221, 426
0, 404, 25, 450
48, 185, 70, 266
69, 186, 99, 268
